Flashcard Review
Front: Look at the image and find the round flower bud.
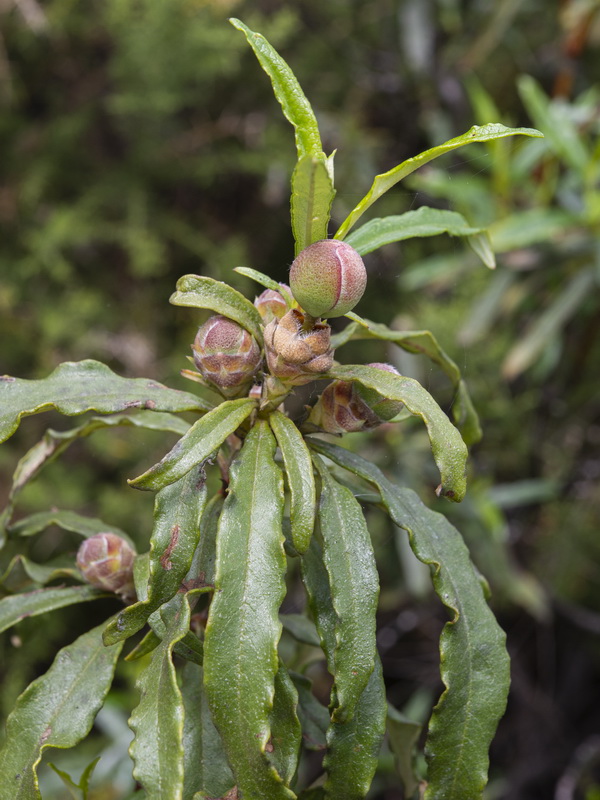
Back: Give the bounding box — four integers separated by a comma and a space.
254, 285, 289, 325
264, 308, 333, 385
192, 315, 262, 397
354, 363, 404, 421
76, 533, 136, 602
289, 240, 367, 318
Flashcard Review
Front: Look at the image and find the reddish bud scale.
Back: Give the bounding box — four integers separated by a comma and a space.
264, 308, 333, 385
289, 240, 367, 318
76, 532, 136, 601
192, 315, 262, 397
254, 286, 289, 324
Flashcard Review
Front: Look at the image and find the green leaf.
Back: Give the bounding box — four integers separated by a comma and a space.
334, 123, 543, 239
327, 365, 468, 500
291, 154, 336, 254
344, 208, 490, 264
103, 467, 208, 644
0, 555, 80, 592
280, 613, 321, 647
269, 409, 316, 554
129, 594, 190, 799
290, 673, 329, 752
180, 661, 235, 800
387, 705, 422, 797
230, 18, 323, 159
0, 360, 207, 445
129, 397, 256, 491
47, 757, 100, 800
170, 274, 264, 343
312, 458, 379, 723
234, 266, 289, 297
329, 320, 481, 445
309, 440, 510, 800
269, 662, 302, 786
187, 492, 224, 589
0, 621, 122, 799
203, 420, 294, 799
8, 509, 133, 545
0, 586, 108, 635
323, 656, 387, 800
124, 629, 161, 662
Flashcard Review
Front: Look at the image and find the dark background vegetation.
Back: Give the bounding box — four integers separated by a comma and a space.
1, 1, 599, 797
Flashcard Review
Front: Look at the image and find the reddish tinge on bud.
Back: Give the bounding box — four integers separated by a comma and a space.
289, 240, 367, 318
76, 533, 136, 602
192, 315, 262, 397
264, 308, 333, 385
254, 285, 290, 325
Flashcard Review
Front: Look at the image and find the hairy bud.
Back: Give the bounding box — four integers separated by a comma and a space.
264, 308, 333, 385
192, 315, 262, 397
254, 285, 289, 325
289, 240, 367, 318
76, 533, 136, 602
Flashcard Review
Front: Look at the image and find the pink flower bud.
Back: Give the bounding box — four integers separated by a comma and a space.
264, 308, 333, 385
354, 363, 404, 421
254, 286, 289, 324
192, 315, 262, 397
289, 240, 367, 318
76, 533, 136, 601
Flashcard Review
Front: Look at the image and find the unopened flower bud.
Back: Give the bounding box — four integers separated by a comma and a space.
254, 285, 289, 324
76, 533, 136, 602
264, 308, 333, 385
192, 315, 262, 397
290, 240, 367, 318
354, 363, 404, 421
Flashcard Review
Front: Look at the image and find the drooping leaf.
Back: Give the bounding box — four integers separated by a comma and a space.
0, 621, 123, 799
309, 440, 510, 800
47, 756, 100, 800
8, 509, 133, 544
0, 585, 108, 635
329, 320, 482, 445
290, 673, 330, 752
269, 409, 316, 554
334, 123, 543, 239
387, 704, 422, 798
129, 397, 256, 491
0, 360, 208, 445
312, 457, 379, 723
230, 18, 323, 159
0, 554, 80, 592
103, 467, 207, 644
169, 274, 264, 343
234, 266, 289, 297
326, 365, 468, 500
129, 593, 190, 799
203, 420, 295, 799
280, 613, 321, 647
269, 662, 302, 786
291, 154, 336, 254
345, 208, 493, 268
323, 656, 387, 800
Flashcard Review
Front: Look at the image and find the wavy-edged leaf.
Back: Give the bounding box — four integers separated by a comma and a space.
8, 509, 133, 545
203, 420, 294, 799
329, 320, 481, 445
230, 18, 322, 159
0, 585, 107, 635
0, 360, 207, 445
334, 123, 543, 239
103, 467, 207, 645
291, 154, 336, 254
269, 409, 316, 554
309, 439, 510, 800
323, 656, 387, 800
345, 208, 492, 268
269, 662, 302, 786
170, 274, 264, 343
129, 593, 190, 799
180, 661, 235, 800
291, 673, 329, 752
327, 365, 468, 500
234, 266, 286, 295
129, 397, 256, 491
312, 457, 379, 722
387, 704, 422, 797
0, 621, 122, 799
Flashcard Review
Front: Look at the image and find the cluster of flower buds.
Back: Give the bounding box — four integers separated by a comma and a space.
307, 363, 404, 434
76, 532, 136, 602
264, 308, 333, 385
192, 315, 262, 397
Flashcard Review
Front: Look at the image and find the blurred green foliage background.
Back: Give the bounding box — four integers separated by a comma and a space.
1, 0, 600, 797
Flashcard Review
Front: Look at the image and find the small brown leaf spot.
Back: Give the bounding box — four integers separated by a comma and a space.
124, 400, 143, 409
0, 375, 15, 382
445, 489, 455, 498
265, 739, 274, 753
160, 524, 180, 570
40, 726, 52, 745
144, 399, 157, 410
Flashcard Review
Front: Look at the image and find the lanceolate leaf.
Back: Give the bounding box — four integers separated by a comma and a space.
280, 613, 321, 647
0, 360, 207, 445
170, 274, 264, 343
291, 154, 336, 254
269, 662, 302, 786
329, 320, 482, 445
129, 594, 190, 799
230, 18, 323, 159
269, 409, 316, 554
234, 266, 288, 296
387, 704, 422, 798
0, 555, 79, 592
327, 365, 468, 500
203, 420, 294, 799
312, 458, 379, 723
103, 467, 207, 645
334, 123, 543, 239
323, 656, 387, 800
291, 673, 330, 752
309, 439, 510, 800
129, 397, 256, 491
0, 621, 123, 799
0, 585, 107, 635
8, 509, 133, 544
